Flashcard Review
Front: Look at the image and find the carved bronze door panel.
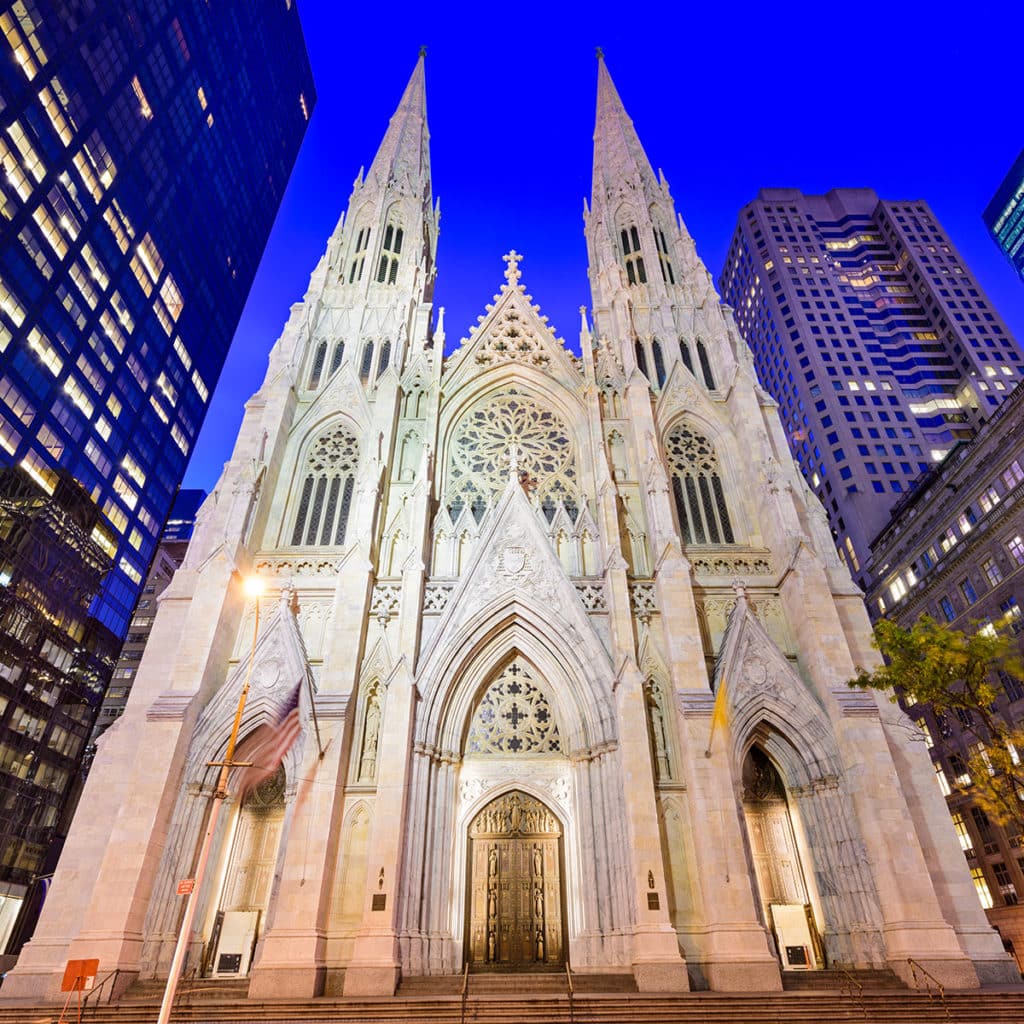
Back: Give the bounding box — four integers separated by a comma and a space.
467, 791, 563, 968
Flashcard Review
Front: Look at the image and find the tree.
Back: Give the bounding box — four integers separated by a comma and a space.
850, 615, 1024, 830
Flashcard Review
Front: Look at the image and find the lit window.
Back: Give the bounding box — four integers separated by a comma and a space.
132, 76, 153, 119
951, 812, 973, 853
1008, 535, 1024, 567
982, 558, 1003, 587
934, 761, 951, 796
979, 487, 1000, 514
1004, 461, 1024, 489
971, 867, 994, 910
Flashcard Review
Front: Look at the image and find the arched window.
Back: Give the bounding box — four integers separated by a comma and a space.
446, 388, 578, 519
696, 340, 715, 389
290, 423, 359, 547
634, 338, 649, 380
329, 341, 345, 376
376, 338, 391, 379
348, 227, 369, 283
679, 339, 694, 375
651, 338, 666, 388
654, 227, 675, 285
358, 341, 374, 383
307, 341, 327, 389
665, 423, 734, 545
376, 223, 403, 284
620, 225, 647, 285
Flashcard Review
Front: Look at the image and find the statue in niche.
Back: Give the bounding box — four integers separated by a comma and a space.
645, 680, 671, 781
358, 682, 382, 781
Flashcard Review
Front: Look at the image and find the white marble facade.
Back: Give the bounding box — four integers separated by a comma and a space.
3, 56, 1017, 1003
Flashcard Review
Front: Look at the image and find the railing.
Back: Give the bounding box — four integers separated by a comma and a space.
838, 967, 866, 1021
565, 962, 574, 1024
907, 957, 951, 1021
459, 962, 469, 1024
78, 968, 120, 1018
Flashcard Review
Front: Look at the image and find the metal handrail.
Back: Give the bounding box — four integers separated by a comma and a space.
837, 967, 867, 1021
79, 968, 120, 1017
565, 962, 574, 1024
907, 957, 951, 1021
459, 962, 469, 1024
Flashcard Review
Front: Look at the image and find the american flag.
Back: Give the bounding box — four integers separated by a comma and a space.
235, 682, 302, 798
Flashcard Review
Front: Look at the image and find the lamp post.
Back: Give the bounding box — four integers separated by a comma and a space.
156, 574, 264, 1024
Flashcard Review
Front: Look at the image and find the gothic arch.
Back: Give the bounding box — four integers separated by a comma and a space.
415, 599, 617, 758
281, 417, 361, 548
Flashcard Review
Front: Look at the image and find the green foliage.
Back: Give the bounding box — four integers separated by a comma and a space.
851, 615, 1024, 829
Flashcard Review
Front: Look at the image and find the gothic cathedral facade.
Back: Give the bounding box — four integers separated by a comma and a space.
4, 56, 1016, 1002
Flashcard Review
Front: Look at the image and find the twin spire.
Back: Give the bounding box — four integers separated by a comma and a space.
364, 51, 656, 208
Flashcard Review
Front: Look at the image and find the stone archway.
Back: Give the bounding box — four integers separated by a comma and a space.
466, 791, 565, 969
741, 747, 824, 971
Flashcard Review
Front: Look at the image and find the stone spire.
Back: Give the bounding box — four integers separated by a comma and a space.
366, 52, 430, 196
591, 52, 658, 211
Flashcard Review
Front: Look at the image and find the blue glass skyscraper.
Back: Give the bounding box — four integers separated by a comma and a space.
0, 0, 314, 941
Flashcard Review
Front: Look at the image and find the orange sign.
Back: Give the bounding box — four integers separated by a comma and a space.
61, 958, 99, 992
176, 878, 195, 895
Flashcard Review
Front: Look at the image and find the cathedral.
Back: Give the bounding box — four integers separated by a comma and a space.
3, 55, 1017, 1003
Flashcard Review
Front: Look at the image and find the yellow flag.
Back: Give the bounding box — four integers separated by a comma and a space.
705, 677, 728, 757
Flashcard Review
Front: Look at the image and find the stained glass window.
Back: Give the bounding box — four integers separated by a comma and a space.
665, 424, 734, 545
680, 339, 694, 375
308, 341, 327, 389
359, 342, 374, 383
696, 340, 715, 390
447, 389, 578, 517
652, 338, 666, 388
290, 423, 359, 546
330, 341, 345, 375
465, 658, 562, 756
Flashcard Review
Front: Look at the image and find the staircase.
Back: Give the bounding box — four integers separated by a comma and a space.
3, 979, 1024, 1024
781, 967, 906, 991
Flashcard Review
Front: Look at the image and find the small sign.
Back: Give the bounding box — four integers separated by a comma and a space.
647, 892, 660, 910
61, 959, 99, 993
372, 893, 387, 911
176, 879, 195, 896
785, 945, 809, 966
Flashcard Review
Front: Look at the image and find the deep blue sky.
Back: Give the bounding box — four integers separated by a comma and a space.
183, 0, 1024, 491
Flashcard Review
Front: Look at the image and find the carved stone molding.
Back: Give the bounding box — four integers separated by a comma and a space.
629, 582, 657, 616
573, 580, 607, 612
423, 581, 454, 613
370, 582, 402, 622
146, 692, 193, 721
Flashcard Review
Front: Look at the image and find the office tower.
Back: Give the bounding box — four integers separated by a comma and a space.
0, 0, 314, 947
91, 487, 205, 741
984, 149, 1024, 284
867, 382, 1024, 965
3, 55, 1014, 1006
719, 189, 1024, 589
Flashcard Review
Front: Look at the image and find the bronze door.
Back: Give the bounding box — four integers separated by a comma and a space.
467, 791, 563, 968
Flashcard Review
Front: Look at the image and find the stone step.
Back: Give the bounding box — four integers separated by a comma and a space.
781, 967, 907, 991
4, 990, 1024, 1024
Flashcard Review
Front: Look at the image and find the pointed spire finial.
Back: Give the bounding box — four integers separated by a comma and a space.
503, 250, 523, 286
596, 46, 604, 59
419, 45, 427, 57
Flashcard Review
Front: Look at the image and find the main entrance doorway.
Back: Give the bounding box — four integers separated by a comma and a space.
466, 791, 564, 969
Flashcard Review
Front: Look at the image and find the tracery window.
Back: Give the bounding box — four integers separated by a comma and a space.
329, 341, 345, 375
376, 338, 391, 379
308, 341, 327, 389
348, 227, 369, 283
654, 227, 675, 285
620, 225, 647, 285
634, 338, 649, 380
696, 340, 715, 389
289, 423, 359, 546
358, 341, 374, 383
651, 338, 666, 388
446, 389, 578, 522
465, 658, 562, 756
665, 423, 734, 545
679, 339, 694, 375
376, 223, 403, 284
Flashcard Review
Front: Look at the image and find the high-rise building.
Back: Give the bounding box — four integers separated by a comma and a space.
984, 149, 1024, 285
866, 382, 1024, 966
91, 487, 205, 742
0, 0, 313, 947
2, 56, 1016, 1007
719, 189, 1024, 589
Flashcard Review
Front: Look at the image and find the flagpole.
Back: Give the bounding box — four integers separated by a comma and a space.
156, 574, 264, 1024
